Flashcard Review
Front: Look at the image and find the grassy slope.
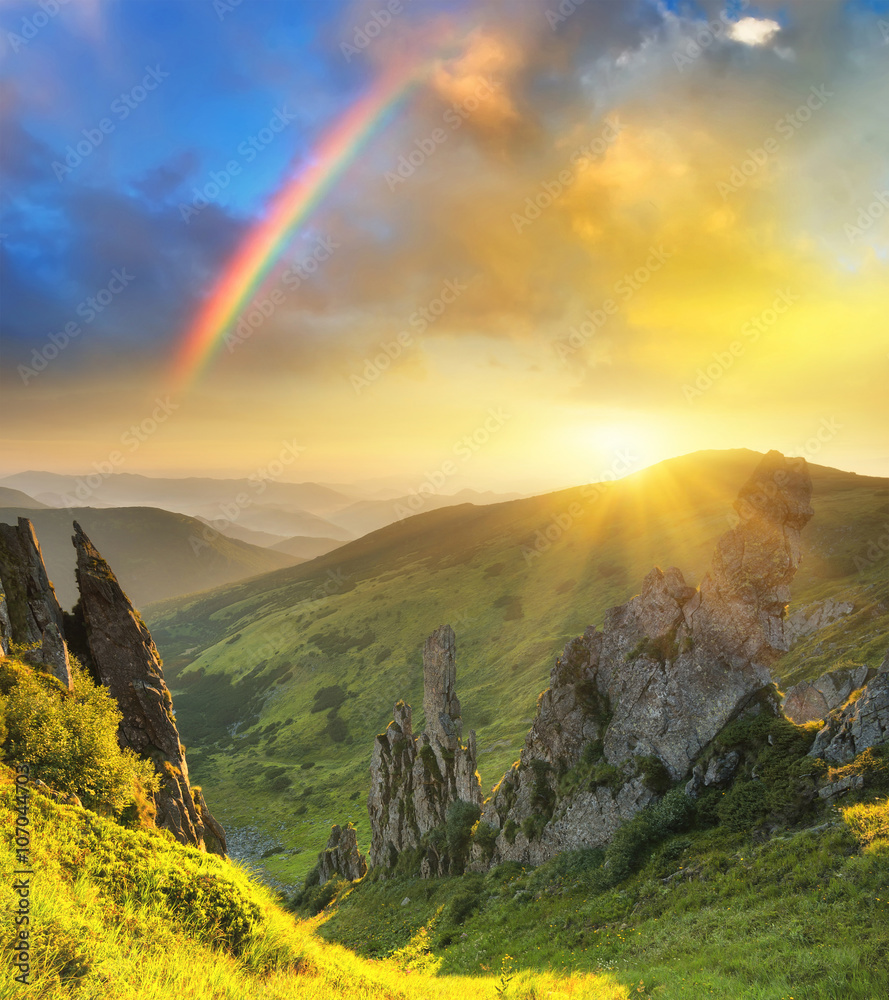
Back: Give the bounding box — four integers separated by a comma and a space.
0, 505, 300, 609
321, 800, 889, 1000
1, 767, 884, 1000
0, 768, 636, 1000
145, 450, 889, 883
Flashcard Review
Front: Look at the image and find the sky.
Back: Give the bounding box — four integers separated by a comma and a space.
0, 0, 887, 494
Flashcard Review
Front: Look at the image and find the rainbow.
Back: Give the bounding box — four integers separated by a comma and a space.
172, 60, 425, 386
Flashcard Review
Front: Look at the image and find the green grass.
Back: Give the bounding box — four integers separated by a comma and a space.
2, 764, 884, 999
144, 451, 889, 881
319, 797, 889, 1000
0, 767, 638, 999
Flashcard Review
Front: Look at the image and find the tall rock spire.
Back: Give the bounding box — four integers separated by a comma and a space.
368, 625, 481, 874
73, 521, 226, 855
0, 517, 72, 690
422, 624, 462, 748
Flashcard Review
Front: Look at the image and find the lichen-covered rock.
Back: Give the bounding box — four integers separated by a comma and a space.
0, 517, 72, 689
783, 664, 872, 724
809, 670, 889, 764
368, 626, 482, 873
0, 589, 11, 656
73, 521, 226, 855
480, 451, 813, 867
315, 824, 367, 883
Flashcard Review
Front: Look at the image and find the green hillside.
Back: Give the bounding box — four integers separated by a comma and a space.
145, 450, 889, 883
7, 761, 885, 1000
0, 506, 300, 609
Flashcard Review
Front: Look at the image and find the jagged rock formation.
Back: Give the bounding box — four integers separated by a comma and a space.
809, 661, 889, 764
315, 824, 368, 883
73, 522, 226, 855
0, 588, 11, 656
368, 625, 482, 874
476, 451, 814, 866
0, 517, 71, 689
784, 598, 854, 646
783, 663, 873, 724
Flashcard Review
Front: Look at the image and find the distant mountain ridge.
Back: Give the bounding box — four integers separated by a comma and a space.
0, 472, 519, 544
0, 505, 301, 608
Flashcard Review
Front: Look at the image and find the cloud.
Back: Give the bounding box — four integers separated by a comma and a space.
728, 17, 782, 47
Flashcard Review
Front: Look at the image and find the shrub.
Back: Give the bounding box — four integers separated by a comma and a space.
636, 754, 672, 794
311, 685, 347, 713
326, 711, 348, 743
0, 657, 158, 814
471, 820, 499, 859
601, 789, 695, 885
446, 800, 481, 871
718, 780, 768, 832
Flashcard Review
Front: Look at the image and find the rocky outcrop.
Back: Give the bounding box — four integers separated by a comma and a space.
783, 664, 873, 724
368, 625, 482, 874
809, 667, 889, 764
73, 521, 226, 855
477, 451, 814, 867
0, 589, 11, 656
784, 598, 854, 646
0, 517, 72, 689
315, 824, 368, 883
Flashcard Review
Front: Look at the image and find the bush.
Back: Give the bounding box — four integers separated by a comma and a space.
446, 800, 481, 872
471, 820, 499, 859
311, 685, 347, 713
601, 789, 695, 885
718, 780, 768, 832
326, 711, 348, 743
0, 657, 158, 814
636, 754, 672, 794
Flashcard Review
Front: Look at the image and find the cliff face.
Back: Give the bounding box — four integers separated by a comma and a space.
368, 625, 482, 874
0, 517, 72, 689
73, 522, 226, 854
